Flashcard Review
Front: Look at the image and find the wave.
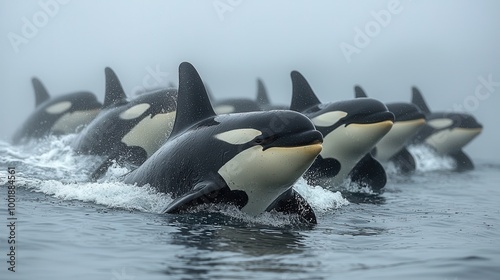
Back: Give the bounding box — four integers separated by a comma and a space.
0, 137, 348, 226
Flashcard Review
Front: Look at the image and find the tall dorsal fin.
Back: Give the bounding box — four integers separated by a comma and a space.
290, 71, 321, 112
256, 78, 270, 105
169, 62, 216, 138
32, 77, 50, 107
411, 86, 431, 114
354, 85, 368, 98
103, 67, 127, 108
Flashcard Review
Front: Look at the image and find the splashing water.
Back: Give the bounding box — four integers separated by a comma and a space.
0, 136, 349, 226
407, 144, 456, 172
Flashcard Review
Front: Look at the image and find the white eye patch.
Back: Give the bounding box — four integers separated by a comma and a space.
311, 111, 347, 127
427, 118, 453, 129
214, 105, 236, 115
45, 101, 72, 114
119, 103, 151, 120
215, 128, 262, 145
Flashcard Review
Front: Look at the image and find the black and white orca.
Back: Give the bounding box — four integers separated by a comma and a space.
12, 78, 101, 143
290, 71, 394, 190
72, 67, 177, 177
211, 79, 287, 114
410, 87, 482, 171
354, 86, 426, 173
124, 62, 323, 224
211, 85, 262, 114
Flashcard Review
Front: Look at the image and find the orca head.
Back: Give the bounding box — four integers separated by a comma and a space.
290, 71, 393, 181
155, 63, 322, 217
72, 67, 177, 163
423, 112, 482, 154
411, 86, 483, 154
352, 85, 426, 161
311, 98, 394, 172
32, 76, 102, 128
117, 89, 177, 158
42, 91, 102, 135
104, 67, 177, 159
210, 110, 322, 216
13, 77, 102, 142
374, 102, 427, 161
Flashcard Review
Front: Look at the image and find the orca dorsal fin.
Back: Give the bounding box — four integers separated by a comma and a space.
103, 67, 127, 108
290, 71, 321, 112
32, 77, 50, 107
169, 62, 216, 138
256, 78, 270, 105
411, 86, 431, 114
204, 83, 215, 101
354, 85, 368, 98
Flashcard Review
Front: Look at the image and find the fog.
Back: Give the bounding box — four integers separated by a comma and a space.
1, 0, 499, 160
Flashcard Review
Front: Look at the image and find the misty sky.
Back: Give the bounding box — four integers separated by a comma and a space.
1, 0, 499, 160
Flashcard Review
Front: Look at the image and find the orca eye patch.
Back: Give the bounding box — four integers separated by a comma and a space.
311, 111, 347, 127
215, 128, 262, 145
214, 105, 236, 115
119, 104, 151, 120
427, 118, 453, 129
45, 101, 72, 114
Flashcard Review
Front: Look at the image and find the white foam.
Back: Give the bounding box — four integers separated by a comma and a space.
1, 138, 350, 225
294, 178, 349, 213
21, 177, 172, 213
407, 144, 455, 172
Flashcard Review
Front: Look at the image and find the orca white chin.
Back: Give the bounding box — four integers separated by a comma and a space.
321, 120, 393, 184
51, 109, 101, 134
218, 143, 322, 216
375, 118, 426, 161
425, 127, 482, 154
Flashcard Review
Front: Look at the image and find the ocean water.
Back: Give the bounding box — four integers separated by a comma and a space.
0, 135, 499, 280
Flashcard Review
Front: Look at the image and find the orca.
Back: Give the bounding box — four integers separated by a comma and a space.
256, 78, 288, 111
211, 84, 262, 114
124, 62, 323, 224
354, 86, 426, 173
290, 71, 394, 190
211, 79, 287, 114
72, 67, 177, 178
410, 87, 482, 171
12, 78, 101, 143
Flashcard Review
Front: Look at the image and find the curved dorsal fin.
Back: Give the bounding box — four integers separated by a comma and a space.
32, 77, 50, 107
290, 71, 321, 112
256, 78, 270, 105
169, 62, 215, 138
354, 85, 368, 98
411, 86, 431, 114
103, 67, 127, 108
